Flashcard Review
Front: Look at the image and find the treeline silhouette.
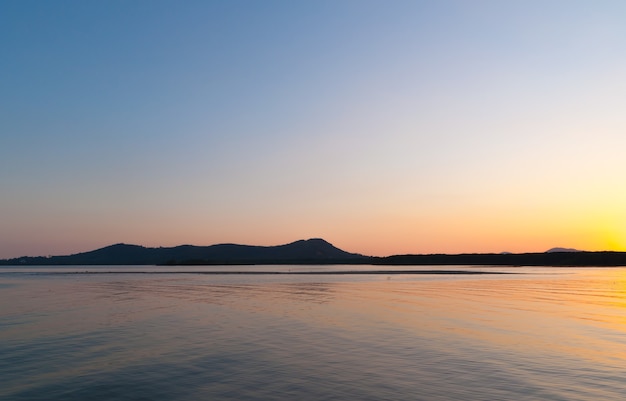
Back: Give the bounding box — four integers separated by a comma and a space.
374, 251, 626, 266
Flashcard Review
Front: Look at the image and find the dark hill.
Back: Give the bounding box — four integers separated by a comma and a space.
1, 239, 368, 265
545, 247, 581, 253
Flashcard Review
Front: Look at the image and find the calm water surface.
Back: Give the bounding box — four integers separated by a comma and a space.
2, 265, 626, 400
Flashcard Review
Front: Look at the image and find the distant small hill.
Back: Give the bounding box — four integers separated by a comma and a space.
0, 239, 368, 265
545, 247, 582, 253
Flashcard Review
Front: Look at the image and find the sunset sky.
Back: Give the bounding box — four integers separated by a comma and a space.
2, 0, 625, 259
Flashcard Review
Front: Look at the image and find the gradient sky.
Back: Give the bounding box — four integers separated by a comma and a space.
2, 0, 625, 258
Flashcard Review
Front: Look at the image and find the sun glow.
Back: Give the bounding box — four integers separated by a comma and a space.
601, 229, 626, 252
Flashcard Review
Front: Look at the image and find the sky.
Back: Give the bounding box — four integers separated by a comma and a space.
1, 0, 625, 258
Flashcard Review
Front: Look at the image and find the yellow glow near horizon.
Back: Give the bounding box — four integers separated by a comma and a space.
594, 221, 626, 252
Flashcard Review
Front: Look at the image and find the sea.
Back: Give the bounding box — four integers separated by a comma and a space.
2, 265, 626, 401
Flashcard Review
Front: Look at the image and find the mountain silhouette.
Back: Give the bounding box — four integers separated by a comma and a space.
2, 238, 368, 265
545, 247, 581, 253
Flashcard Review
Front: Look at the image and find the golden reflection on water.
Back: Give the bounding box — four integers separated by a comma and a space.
154, 270, 626, 367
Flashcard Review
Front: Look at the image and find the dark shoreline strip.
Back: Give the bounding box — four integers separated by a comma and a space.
20, 270, 517, 276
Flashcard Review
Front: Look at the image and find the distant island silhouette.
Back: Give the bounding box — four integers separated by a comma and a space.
1, 238, 625, 266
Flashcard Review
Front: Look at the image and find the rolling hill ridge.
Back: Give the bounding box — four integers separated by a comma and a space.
2, 239, 368, 265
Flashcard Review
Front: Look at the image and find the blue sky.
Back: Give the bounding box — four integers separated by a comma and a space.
2, 1, 625, 258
